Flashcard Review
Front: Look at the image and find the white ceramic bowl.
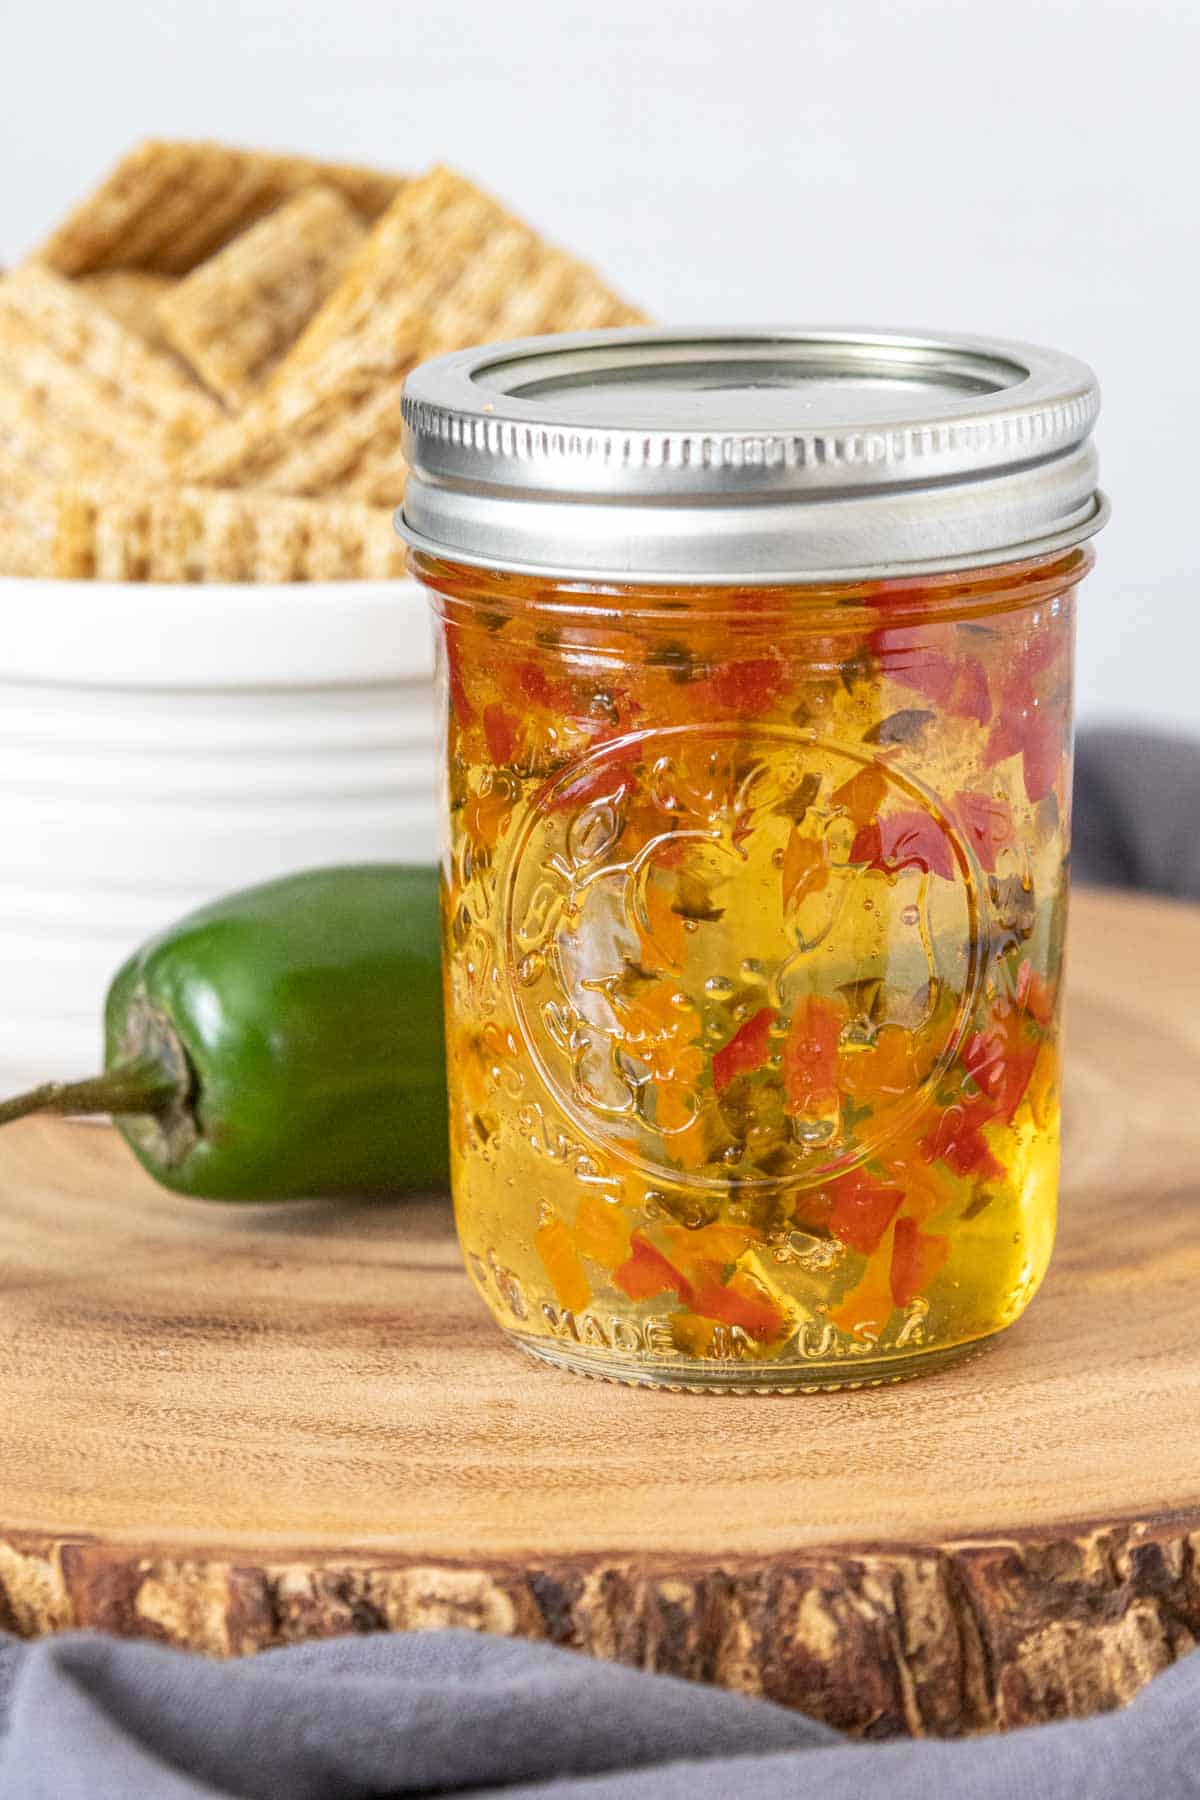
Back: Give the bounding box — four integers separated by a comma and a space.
0, 576, 436, 1089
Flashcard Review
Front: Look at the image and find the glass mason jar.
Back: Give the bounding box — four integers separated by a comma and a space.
400, 328, 1107, 1391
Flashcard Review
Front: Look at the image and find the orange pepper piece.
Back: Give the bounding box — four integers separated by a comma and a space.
655, 1083, 707, 1170
781, 827, 830, 911
461, 784, 513, 852
1025, 1039, 1059, 1129
840, 1025, 917, 1103
884, 1150, 958, 1225
573, 1193, 631, 1270
663, 1222, 760, 1279
829, 1231, 897, 1340
832, 764, 889, 828
617, 982, 705, 1089
783, 995, 844, 1116
535, 1217, 591, 1314
670, 1313, 718, 1357
636, 880, 690, 972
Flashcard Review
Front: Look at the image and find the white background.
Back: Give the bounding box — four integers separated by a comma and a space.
4, 0, 1197, 737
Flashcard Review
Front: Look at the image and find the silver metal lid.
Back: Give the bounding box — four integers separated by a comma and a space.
397, 326, 1106, 584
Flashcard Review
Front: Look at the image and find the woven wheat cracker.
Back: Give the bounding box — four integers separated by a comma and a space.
157, 186, 367, 403
0, 455, 54, 575
0, 450, 44, 512
181, 303, 420, 504
0, 265, 221, 472
284, 165, 646, 374
0, 360, 112, 485
35, 140, 402, 276
49, 482, 406, 581
0, 514, 50, 577
77, 270, 180, 359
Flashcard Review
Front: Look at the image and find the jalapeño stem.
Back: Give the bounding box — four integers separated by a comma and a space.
0, 1060, 182, 1128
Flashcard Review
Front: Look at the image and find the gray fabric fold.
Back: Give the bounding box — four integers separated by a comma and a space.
0, 1628, 1197, 1799
0, 1630, 828, 1798
1072, 726, 1200, 899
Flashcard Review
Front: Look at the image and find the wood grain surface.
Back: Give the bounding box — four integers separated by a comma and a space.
1, 886, 1198, 1736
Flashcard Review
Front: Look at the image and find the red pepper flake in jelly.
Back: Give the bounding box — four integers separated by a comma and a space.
712, 1007, 775, 1093
953, 790, 1016, 873
708, 654, 787, 714
1015, 959, 1055, 1028
851, 811, 956, 880
547, 741, 642, 812
688, 1266, 786, 1340
515, 659, 567, 710
828, 1171, 905, 1255
890, 1216, 950, 1308
869, 625, 992, 726
985, 698, 1064, 804
613, 1233, 693, 1304
482, 703, 522, 766
963, 1013, 1039, 1123
921, 1095, 1006, 1181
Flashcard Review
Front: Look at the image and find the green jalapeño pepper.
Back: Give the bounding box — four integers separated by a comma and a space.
0, 865, 449, 1201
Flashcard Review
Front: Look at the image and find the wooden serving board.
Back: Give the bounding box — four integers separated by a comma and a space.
1, 887, 1198, 1738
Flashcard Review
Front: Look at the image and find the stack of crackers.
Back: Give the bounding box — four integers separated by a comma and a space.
0, 141, 646, 582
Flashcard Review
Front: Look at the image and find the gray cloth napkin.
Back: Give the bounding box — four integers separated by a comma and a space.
1073, 726, 1200, 899
0, 1628, 1198, 1800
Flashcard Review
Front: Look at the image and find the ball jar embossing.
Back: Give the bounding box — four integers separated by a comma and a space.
400, 328, 1106, 1390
